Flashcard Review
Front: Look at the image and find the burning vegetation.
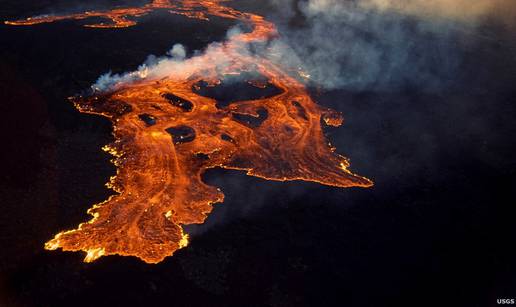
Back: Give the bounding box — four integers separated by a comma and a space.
6, 0, 372, 263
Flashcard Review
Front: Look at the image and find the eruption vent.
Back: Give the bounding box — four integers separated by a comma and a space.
6, 0, 372, 263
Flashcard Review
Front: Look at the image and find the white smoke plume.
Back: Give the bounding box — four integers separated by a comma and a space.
262, 0, 516, 92
92, 42, 231, 91
93, 43, 191, 91
91, 27, 253, 92
91, 0, 516, 93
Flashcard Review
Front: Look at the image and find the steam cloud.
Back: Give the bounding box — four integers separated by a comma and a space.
92, 0, 516, 93
264, 0, 516, 92
92, 31, 248, 91
362, 0, 516, 25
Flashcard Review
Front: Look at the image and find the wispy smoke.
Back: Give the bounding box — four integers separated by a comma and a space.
362, 0, 516, 26
93, 40, 235, 91
263, 0, 516, 92
92, 0, 516, 93
92, 30, 251, 91
93, 43, 186, 91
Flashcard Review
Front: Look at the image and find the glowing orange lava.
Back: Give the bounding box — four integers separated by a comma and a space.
6, 0, 372, 263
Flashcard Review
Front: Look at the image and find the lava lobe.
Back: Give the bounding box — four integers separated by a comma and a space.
7, 0, 372, 263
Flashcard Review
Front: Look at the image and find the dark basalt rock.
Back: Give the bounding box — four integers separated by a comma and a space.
166, 125, 196, 144
231, 107, 268, 128
292, 100, 308, 120
162, 93, 194, 112
138, 113, 157, 126
192, 72, 283, 109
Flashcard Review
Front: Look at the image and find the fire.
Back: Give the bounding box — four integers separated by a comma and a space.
84, 248, 106, 263
6, 0, 372, 263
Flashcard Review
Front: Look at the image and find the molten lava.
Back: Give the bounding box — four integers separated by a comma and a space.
6, 0, 372, 263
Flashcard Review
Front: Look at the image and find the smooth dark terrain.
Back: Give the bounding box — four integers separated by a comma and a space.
1, 1, 516, 306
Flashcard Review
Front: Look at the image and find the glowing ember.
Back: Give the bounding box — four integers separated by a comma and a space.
6, 0, 372, 263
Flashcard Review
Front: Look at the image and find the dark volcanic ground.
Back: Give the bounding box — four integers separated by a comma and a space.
1, 1, 516, 306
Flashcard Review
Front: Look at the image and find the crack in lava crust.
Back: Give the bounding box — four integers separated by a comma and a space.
6, 0, 373, 263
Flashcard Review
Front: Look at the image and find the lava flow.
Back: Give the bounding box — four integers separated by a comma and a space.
6, 0, 373, 263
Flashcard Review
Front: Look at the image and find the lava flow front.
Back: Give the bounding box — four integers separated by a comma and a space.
6, 0, 372, 263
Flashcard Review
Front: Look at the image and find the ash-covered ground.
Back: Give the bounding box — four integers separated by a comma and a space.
1, 0, 516, 306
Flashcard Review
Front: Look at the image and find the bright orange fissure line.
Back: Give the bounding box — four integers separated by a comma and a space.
6, 0, 372, 263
